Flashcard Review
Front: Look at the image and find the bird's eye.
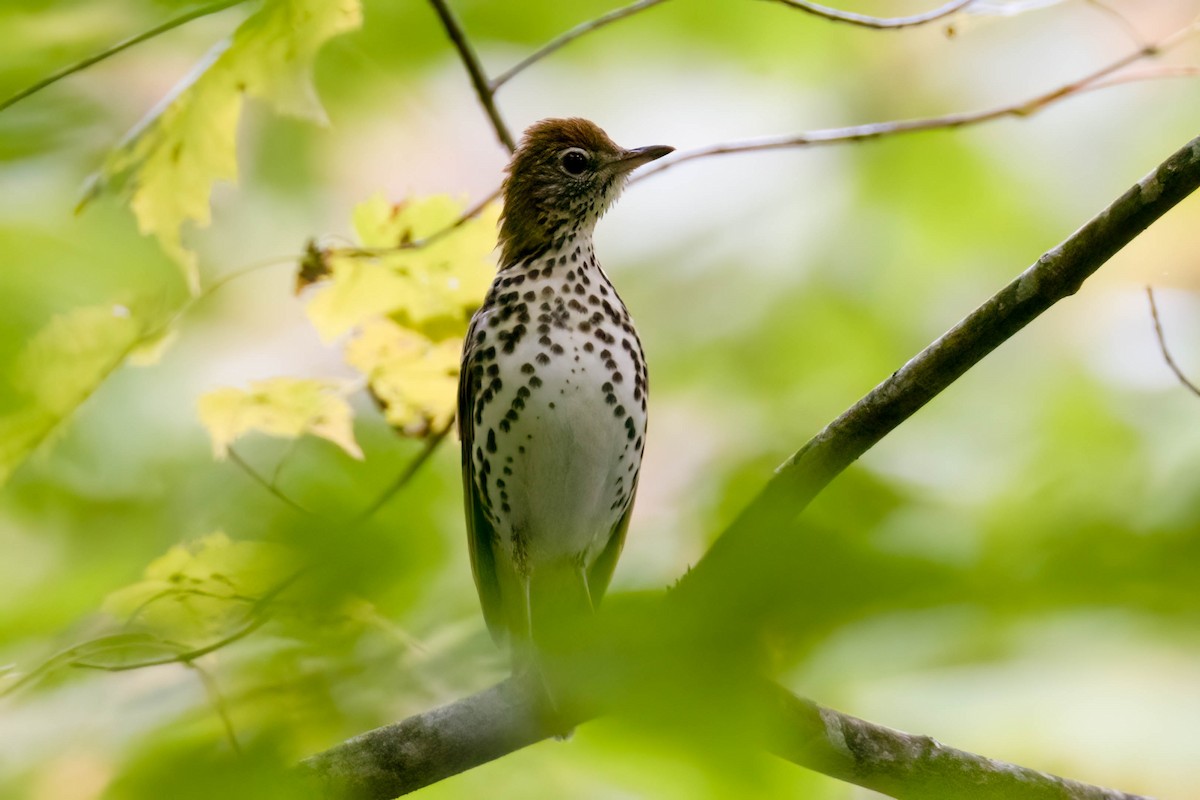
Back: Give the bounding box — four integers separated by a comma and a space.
560, 150, 589, 176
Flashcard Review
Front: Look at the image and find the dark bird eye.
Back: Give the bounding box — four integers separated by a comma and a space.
560, 150, 589, 175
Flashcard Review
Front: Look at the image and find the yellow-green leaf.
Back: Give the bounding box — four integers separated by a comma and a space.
305, 193, 499, 342
103, 531, 298, 642
88, 0, 362, 293
197, 376, 363, 459
345, 318, 460, 435
0, 304, 149, 484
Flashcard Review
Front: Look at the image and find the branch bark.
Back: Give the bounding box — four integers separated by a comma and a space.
426, 0, 515, 152
301, 126, 1200, 800
301, 678, 1149, 800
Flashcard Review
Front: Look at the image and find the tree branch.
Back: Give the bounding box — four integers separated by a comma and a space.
697, 130, 1200, 580
300, 116, 1200, 800
759, 0, 974, 30
0, 0, 249, 114
426, 0, 515, 152
301, 677, 1148, 800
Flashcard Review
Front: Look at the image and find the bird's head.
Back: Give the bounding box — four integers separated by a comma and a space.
498, 118, 673, 265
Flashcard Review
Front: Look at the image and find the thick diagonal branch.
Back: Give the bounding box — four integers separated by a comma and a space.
697, 132, 1200, 574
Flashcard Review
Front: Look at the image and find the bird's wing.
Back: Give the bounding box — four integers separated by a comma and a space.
587, 483, 638, 606
459, 312, 506, 643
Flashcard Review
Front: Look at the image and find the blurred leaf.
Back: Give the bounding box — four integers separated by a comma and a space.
305, 193, 499, 342
0, 304, 155, 484
83, 0, 362, 292
103, 531, 298, 642
345, 318, 460, 435
197, 377, 363, 459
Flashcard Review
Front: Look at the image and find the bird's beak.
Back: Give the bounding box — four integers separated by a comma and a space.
613, 144, 675, 172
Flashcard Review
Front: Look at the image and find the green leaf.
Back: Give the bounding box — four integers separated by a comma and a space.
197, 376, 363, 459
85, 0, 362, 293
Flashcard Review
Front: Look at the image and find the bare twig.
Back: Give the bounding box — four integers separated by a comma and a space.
0, 0, 249, 114
490, 0, 673, 90
426, 0, 515, 152
637, 27, 1198, 180
760, 0, 973, 30
1146, 286, 1200, 397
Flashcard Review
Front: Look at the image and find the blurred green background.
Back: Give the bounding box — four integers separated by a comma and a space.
3, 0, 1200, 798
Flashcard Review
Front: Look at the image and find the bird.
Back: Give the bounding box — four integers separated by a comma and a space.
459, 118, 673, 677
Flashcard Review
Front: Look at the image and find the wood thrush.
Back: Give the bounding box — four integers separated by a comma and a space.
459, 118, 672, 671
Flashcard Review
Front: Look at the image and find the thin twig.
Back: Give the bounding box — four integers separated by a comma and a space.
72, 614, 271, 671
0, 0, 249, 114
426, 0, 514, 152
490, 0, 672, 90
0, 634, 179, 698
70, 571, 302, 673
760, 0, 973, 30
353, 423, 453, 523
227, 446, 315, 516
1146, 286, 1200, 397
637, 28, 1197, 181
189, 662, 243, 754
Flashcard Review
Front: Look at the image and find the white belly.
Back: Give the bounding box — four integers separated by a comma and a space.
471, 279, 644, 571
